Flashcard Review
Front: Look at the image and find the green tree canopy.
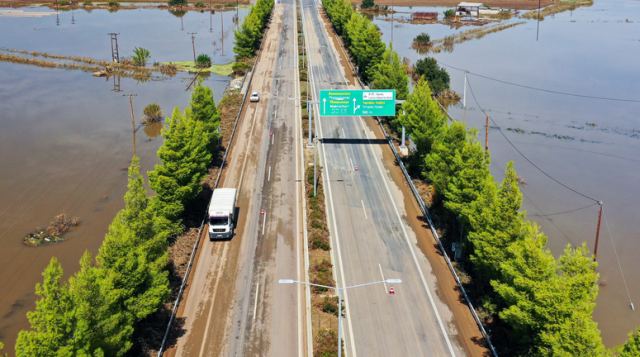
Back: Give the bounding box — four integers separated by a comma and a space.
15, 258, 74, 357
619, 329, 640, 357
368, 46, 409, 100
396, 78, 446, 157
149, 108, 212, 231
413, 57, 450, 95
190, 83, 221, 138
345, 12, 385, 81
467, 162, 524, 283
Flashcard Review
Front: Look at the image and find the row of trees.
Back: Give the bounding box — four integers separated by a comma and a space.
322, 0, 640, 354
15, 83, 221, 356
234, 0, 275, 60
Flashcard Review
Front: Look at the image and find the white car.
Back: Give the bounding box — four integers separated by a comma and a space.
249, 91, 260, 102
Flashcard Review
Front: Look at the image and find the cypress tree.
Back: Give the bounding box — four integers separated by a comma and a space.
149, 108, 212, 230
619, 329, 640, 357
190, 83, 221, 149
368, 46, 409, 100
396, 78, 446, 156
96, 156, 170, 355
467, 162, 524, 284
15, 258, 74, 357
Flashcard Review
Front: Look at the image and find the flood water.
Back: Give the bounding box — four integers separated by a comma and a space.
0, 5, 246, 351
374, 1, 640, 347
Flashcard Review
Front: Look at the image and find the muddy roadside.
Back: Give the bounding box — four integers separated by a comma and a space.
317, 7, 490, 356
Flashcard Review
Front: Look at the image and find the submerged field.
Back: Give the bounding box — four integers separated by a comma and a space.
373, 1, 640, 347
0, 5, 247, 351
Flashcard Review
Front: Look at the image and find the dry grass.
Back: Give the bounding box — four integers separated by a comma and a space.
0, 48, 178, 80
521, 0, 593, 20
430, 21, 525, 53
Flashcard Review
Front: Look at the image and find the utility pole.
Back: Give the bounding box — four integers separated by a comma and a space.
593, 201, 603, 261
536, 0, 541, 40
307, 101, 313, 146
188, 32, 198, 63
484, 114, 489, 152
108, 32, 120, 63
123, 94, 138, 156
112, 74, 121, 92
313, 139, 318, 197
221, 11, 224, 56
462, 71, 468, 108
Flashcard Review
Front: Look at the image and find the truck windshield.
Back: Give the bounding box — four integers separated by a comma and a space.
209, 216, 229, 226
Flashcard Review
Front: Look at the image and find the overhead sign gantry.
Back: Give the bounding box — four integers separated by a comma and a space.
319, 89, 396, 117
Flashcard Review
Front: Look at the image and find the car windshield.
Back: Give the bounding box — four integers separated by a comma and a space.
209, 216, 228, 226
252, 92, 258, 96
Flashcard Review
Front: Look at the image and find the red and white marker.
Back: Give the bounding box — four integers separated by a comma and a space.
388, 287, 395, 295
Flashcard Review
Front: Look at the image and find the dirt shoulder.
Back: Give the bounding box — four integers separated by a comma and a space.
349, 0, 552, 10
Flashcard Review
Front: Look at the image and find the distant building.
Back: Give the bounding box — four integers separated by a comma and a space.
456, 2, 483, 17
411, 12, 438, 21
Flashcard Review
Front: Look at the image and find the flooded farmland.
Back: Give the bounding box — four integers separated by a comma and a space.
0, 5, 247, 351
374, 1, 640, 347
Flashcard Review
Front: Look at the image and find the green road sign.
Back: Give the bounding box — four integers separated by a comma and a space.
319, 89, 396, 117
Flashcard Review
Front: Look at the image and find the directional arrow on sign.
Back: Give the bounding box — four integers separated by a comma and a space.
323, 98, 326, 115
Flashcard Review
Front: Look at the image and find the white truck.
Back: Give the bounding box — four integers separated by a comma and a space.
208, 188, 237, 240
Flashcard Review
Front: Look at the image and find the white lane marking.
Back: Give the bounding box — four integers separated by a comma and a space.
306, 35, 358, 357
253, 282, 260, 322
268, 166, 272, 182
349, 157, 354, 172
297, 3, 313, 356
271, 132, 274, 145
361, 200, 367, 220
341, 127, 346, 137
378, 264, 387, 294
262, 211, 267, 236
355, 116, 457, 356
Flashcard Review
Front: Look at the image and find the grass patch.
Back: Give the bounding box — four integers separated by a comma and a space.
162, 60, 235, 76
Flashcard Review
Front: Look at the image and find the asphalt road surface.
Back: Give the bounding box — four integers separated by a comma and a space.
300, 0, 466, 355
170, 0, 307, 355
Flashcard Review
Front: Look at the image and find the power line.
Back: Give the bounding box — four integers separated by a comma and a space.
602, 210, 635, 311
530, 202, 597, 218
465, 77, 600, 203
442, 62, 640, 104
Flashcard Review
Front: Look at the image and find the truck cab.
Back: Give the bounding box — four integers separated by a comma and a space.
208, 188, 237, 240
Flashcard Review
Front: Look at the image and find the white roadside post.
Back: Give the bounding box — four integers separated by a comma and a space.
278, 277, 402, 357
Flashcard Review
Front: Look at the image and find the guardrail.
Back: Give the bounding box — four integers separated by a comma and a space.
375, 118, 499, 357
156, 12, 273, 357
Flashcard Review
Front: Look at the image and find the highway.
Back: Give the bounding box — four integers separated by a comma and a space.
300, 0, 466, 355
169, 0, 308, 355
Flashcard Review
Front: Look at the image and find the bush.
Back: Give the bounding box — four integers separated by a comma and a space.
311, 260, 334, 293
108, 0, 119, 7
320, 296, 339, 316
413, 33, 431, 46
413, 57, 450, 95
232, 60, 251, 75
444, 9, 455, 19
196, 54, 212, 68
310, 232, 330, 251
132, 47, 150, 67
83, 0, 92, 5
143, 103, 163, 123
168, 0, 186, 6
361, 0, 374, 9
195, 1, 205, 7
